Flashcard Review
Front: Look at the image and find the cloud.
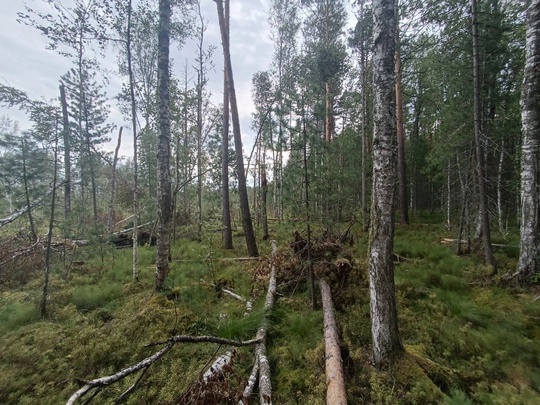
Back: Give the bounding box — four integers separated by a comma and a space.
0, 0, 273, 160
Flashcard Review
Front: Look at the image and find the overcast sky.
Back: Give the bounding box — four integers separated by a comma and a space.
0, 0, 273, 159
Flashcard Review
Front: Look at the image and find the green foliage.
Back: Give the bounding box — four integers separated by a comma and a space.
443, 389, 473, 405
70, 283, 123, 311
210, 309, 264, 341
0, 221, 539, 404
0, 301, 39, 334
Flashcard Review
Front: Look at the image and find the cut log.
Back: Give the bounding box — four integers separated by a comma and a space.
320, 279, 347, 405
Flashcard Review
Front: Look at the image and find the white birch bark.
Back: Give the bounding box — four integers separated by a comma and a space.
517, 0, 540, 284
369, 0, 403, 368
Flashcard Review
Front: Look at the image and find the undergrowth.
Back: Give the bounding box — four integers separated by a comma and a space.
0, 219, 538, 404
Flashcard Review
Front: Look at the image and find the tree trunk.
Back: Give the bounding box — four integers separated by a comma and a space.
107, 127, 123, 234
40, 129, 59, 318
59, 83, 71, 224
21, 138, 37, 241
302, 113, 317, 310
196, 2, 205, 242
155, 0, 172, 291
359, 0, 370, 231
517, 0, 540, 284
497, 139, 507, 237
320, 279, 347, 404
394, 14, 408, 225
261, 157, 269, 240
127, 0, 140, 282
472, 0, 496, 270
325, 82, 333, 142
221, 0, 233, 250
369, 0, 404, 368
215, 0, 258, 257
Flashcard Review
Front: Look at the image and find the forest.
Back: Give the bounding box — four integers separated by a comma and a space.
0, 0, 539, 404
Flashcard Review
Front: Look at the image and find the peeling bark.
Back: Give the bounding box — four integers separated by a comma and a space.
369, 0, 404, 368
516, 0, 540, 284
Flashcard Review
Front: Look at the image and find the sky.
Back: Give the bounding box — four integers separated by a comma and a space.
0, 0, 274, 160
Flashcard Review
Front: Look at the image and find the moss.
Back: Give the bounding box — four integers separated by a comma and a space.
369, 352, 444, 405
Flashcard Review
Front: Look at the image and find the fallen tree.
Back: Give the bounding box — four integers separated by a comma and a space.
65, 335, 263, 405
320, 279, 347, 405
239, 239, 278, 405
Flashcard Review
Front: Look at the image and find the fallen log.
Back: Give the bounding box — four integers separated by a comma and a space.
0, 182, 64, 228
239, 240, 278, 405
320, 279, 347, 405
65, 335, 262, 405
440, 238, 513, 248
172, 257, 260, 263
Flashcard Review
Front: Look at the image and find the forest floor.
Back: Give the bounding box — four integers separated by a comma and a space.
0, 213, 539, 404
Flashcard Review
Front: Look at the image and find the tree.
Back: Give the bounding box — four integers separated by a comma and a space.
471, 0, 496, 269
193, 0, 214, 242
155, 0, 172, 291
515, 0, 540, 284
215, 0, 259, 257
268, 0, 300, 221
395, 0, 409, 225
251, 71, 274, 240
369, 0, 404, 367
61, 67, 112, 225
59, 83, 71, 223
221, 0, 233, 250
350, 0, 374, 230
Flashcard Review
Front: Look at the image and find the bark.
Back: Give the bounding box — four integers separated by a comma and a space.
155, 0, 172, 291
369, 0, 404, 368
472, 0, 496, 270
320, 279, 347, 405
215, 0, 258, 257
516, 0, 540, 284
59, 83, 71, 223
107, 127, 123, 234
222, 0, 233, 250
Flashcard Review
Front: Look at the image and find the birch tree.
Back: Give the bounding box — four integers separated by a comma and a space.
516, 0, 540, 284
368, 0, 404, 367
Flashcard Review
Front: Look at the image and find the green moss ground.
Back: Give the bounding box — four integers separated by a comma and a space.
0, 219, 539, 404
